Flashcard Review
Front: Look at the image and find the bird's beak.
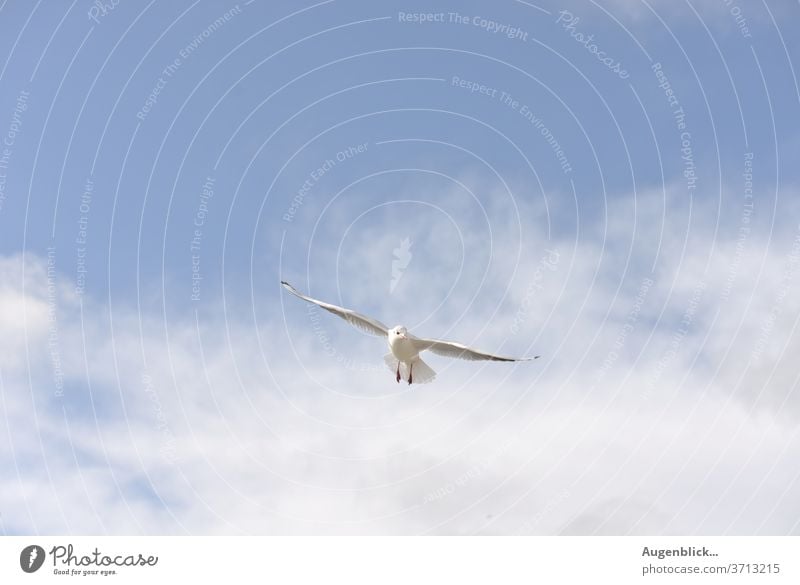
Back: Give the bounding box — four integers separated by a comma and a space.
399, 334, 407, 339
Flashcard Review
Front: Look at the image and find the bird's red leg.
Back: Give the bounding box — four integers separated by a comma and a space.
408, 362, 413, 385
396, 362, 401, 383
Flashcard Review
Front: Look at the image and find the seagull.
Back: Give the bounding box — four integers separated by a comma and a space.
281, 281, 539, 384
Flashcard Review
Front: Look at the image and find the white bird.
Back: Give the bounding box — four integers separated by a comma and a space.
281, 281, 539, 384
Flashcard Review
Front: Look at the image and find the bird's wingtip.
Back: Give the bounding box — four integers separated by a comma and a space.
280, 281, 298, 295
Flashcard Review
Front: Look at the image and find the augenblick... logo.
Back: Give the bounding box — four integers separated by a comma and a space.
41, 544, 158, 576
642, 546, 716, 560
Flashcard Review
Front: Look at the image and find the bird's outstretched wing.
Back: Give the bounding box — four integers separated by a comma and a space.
280, 281, 389, 337
410, 336, 539, 362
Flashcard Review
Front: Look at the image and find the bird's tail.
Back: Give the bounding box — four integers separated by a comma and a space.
383, 354, 436, 384
384, 352, 399, 371
410, 356, 436, 384
384, 353, 408, 380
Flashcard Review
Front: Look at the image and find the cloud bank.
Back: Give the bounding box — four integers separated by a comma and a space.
3, 182, 799, 535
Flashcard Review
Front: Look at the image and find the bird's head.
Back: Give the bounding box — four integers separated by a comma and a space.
391, 326, 408, 339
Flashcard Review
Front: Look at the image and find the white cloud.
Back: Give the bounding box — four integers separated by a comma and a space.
2, 184, 800, 535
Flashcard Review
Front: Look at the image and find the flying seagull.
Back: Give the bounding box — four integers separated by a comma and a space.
281, 281, 539, 384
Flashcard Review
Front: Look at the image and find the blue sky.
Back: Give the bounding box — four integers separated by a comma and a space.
1, 0, 799, 535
